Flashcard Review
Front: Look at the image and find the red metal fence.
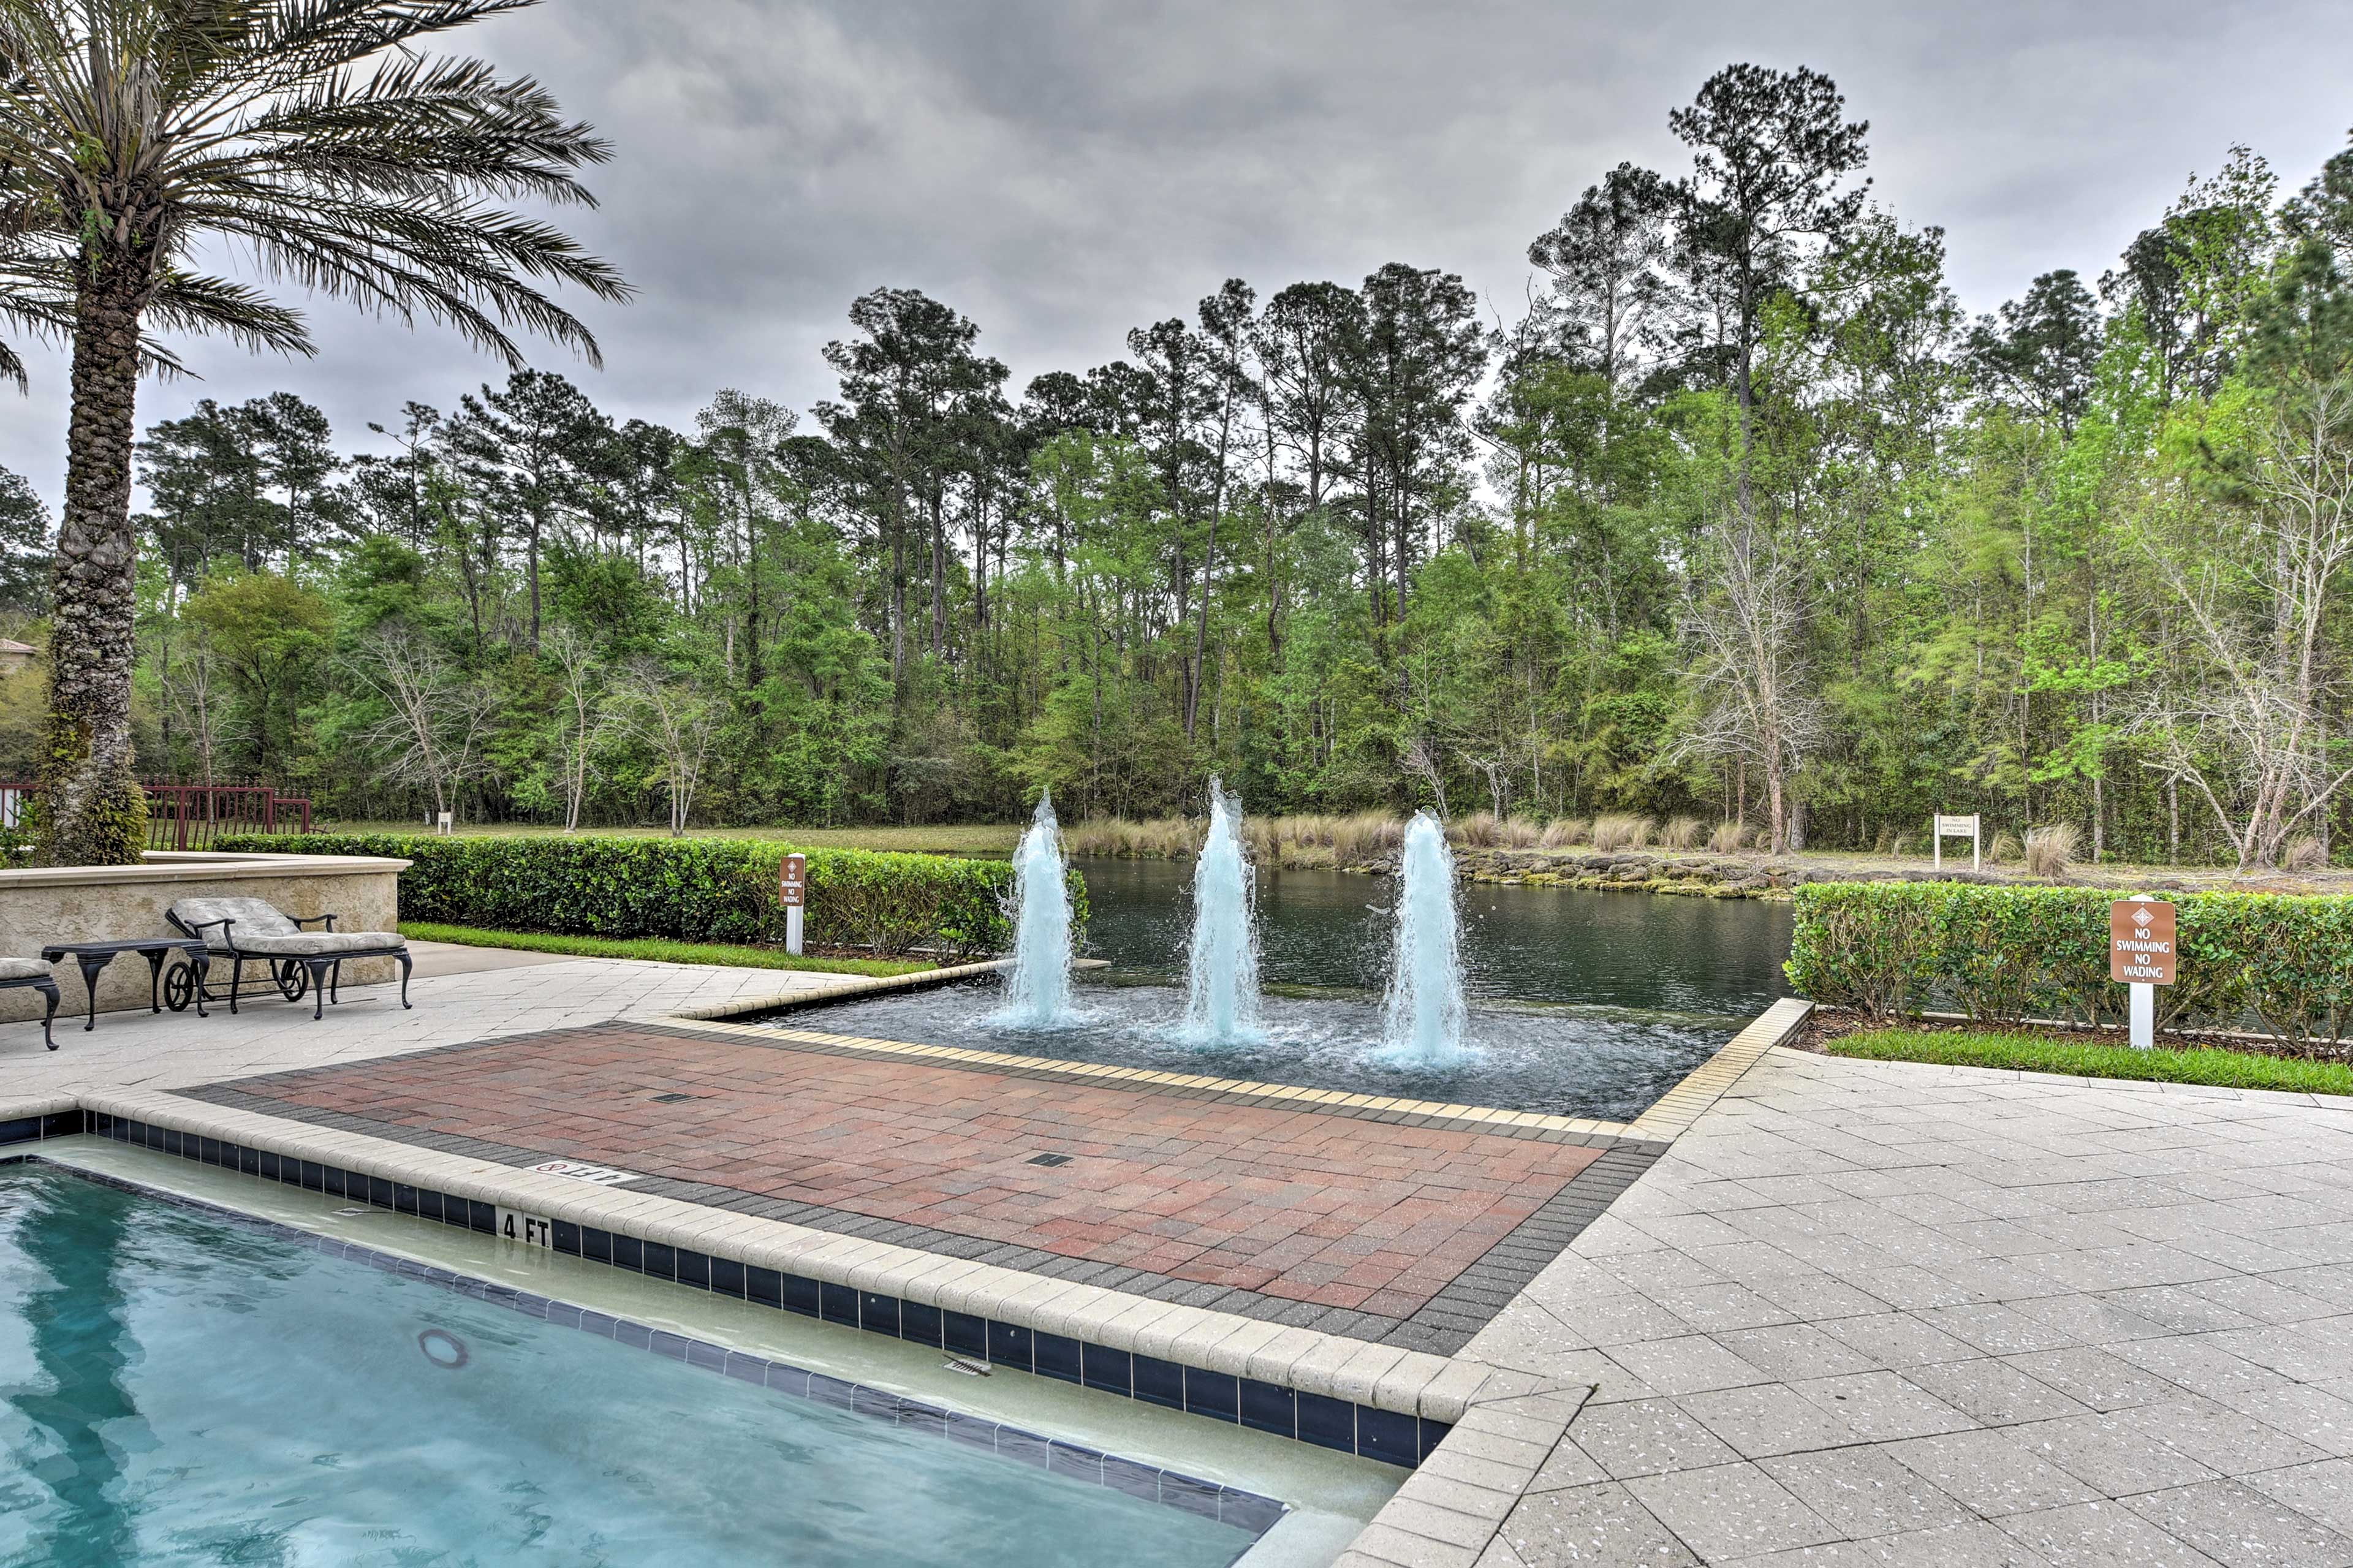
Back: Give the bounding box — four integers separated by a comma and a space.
0, 781, 313, 851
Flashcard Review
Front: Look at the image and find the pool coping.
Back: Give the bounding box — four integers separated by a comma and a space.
4, 1151, 1291, 1547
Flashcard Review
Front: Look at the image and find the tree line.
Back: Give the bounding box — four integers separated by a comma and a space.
4, 59, 2350, 868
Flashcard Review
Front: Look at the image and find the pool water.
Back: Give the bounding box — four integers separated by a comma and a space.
0, 1165, 1264, 1568
776, 863, 1794, 1119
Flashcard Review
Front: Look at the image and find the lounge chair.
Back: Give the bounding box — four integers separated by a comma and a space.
165, 898, 413, 1020
0, 958, 59, 1050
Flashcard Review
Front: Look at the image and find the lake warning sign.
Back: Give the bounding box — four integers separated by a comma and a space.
2110, 898, 2177, 985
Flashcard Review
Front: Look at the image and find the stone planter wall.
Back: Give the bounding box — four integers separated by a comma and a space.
0, 850, 409, 1028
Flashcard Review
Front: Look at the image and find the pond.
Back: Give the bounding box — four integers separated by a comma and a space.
777, 862, 1794, 1122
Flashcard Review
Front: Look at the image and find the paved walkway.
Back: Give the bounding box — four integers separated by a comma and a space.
1378, 1048, 2353, 1567
0, 947, 851, 1098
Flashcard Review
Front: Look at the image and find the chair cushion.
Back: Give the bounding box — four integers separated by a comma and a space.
170, 897, 301, 944
0, 956, 51, 983
232, 931, 404, 957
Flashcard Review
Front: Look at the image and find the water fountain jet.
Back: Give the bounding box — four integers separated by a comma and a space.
1379, 810, 1469, 1064
991, 791, 1078, 1029
1176, 779, 1264, 1047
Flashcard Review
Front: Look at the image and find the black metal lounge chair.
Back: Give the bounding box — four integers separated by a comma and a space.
0, 958, 59, 1049
165, 898, 413, 1020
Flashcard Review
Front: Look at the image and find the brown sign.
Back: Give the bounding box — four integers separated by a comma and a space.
779, 852, 807, 909
2110, 898, 2177, 985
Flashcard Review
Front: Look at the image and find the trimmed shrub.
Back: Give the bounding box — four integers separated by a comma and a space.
219, 833, 1082, 960
1788, 881, 2353, 1050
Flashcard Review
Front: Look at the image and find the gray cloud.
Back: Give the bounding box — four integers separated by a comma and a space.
4, 0, 2349, 506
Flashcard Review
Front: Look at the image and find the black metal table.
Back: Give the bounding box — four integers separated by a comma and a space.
38, 938, 212, 1031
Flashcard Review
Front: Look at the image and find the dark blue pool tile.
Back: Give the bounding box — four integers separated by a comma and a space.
257, 1149, 279, 1181
1048, 1442, 1104, 1483
466, 1200, 495, 1235
943, 1310, 988, 1359
1081, 1344, 1132, 1396
819, 1282, 858, 1327
319, 1165, 346, 1198
721, 1351, 768, 1385
859, 1293, 900, 1336
1419, 1417, 1453, 1463
1160, 1474, 1222, 1522
851, 1384, 900, 1421
806, 1373, 857, 1411
898, 1401, 949, 1437
898, 1300, 942, 1347
393, 1183, 420, 1216
1297, 1392, 1355, 1453
237, 1146, 259, 1176
649, 1330, 691, 1362
546, 1303, 582, 1330
1034, 1331, 1081, 1385
994, 1428, 1051, 1469
609, 1233, 642, 1271
1357, 1406, 1419, 1468
551, 1219, 578, 1255
709, 1256, 745, 1298
1240, 1379, 1295, 1439
943, 1410, 998, 1452
1101, 1455, 1161, 1502
779, 1273, 820, 1317
640, 1241, 675, 1282
198, 1137, 221, 1166
369, 1175, 395, 1210
746, 1265, 782, 1308
614, 1320, 653, 1350
1184, 1368, 1238, 1423
582, 1227, 612, 1263
987, 1320, 1033, 1373
0, 1118, 36, 1148
1220, 1490, 1286, 1535
298, 1160, 324, 1191
685, 1339, 727, 1373
765, 1365, 812, 1399
672, 1248, 708, 1290
1134, 1355, 1185, 1411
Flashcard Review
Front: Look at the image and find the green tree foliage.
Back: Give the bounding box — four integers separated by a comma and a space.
56, 75, 2353, 874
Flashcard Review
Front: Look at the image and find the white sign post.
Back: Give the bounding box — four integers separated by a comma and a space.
1931, 813, 1981, 871
780, 852, 807, 955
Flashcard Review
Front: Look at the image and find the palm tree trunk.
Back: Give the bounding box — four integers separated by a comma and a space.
41, 268, 151, 865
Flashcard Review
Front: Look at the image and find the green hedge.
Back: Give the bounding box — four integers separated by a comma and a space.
218, 833, 1084, 960
1787, 882, 2353, 1051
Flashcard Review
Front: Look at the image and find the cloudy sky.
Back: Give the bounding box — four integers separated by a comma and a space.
4, 0, 2350, 506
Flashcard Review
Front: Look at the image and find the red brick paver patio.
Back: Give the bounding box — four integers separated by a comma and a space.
211, 1024, 1608, 1320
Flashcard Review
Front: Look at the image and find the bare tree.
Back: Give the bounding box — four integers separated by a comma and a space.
618, 664, 719, 836
1676, 509, 1827, 856
159, 640, 235, 788
2132, 373, 2353, 868
347, 626, 494, 823
543, 628, 608, 832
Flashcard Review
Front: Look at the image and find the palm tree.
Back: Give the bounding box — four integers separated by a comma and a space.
0, 0, 629, 863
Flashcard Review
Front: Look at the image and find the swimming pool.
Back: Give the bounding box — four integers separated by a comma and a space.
0, 1159, 1300, 1567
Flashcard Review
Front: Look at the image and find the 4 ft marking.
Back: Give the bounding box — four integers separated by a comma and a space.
498, 1208, 554, 1248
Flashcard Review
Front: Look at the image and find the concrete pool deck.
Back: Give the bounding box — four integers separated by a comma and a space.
8, 952, 2353, 1564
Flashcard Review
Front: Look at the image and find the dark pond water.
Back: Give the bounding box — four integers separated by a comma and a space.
772, 861, 1794, 1119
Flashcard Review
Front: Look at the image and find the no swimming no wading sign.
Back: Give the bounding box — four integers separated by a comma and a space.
2110, 898, 2177, 985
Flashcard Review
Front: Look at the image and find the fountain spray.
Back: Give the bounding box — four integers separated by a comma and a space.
991, 790, 1077, 1029
1178, 778, 1265, 1047
1379, 810, 1469, 1064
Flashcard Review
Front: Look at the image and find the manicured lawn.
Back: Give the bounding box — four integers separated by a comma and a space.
1826, 1026, 2353, 1097
335, 822, 1020, 855
400, 922, 935, 978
